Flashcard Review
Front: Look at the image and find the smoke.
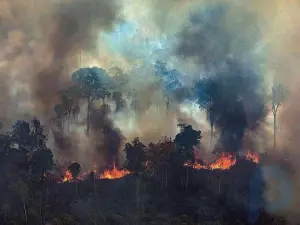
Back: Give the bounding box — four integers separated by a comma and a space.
176, 3, 267, 153
0, 0, 122, 126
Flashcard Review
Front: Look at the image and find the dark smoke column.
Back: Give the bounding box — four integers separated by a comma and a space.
176, 3, 266, 153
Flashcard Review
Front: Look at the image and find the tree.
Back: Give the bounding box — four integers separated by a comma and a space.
195, 78, 217, 150
29, 117, 47, 151
124, 138, 147, 174
112, 91, 126, 112
54, 86, 80, 134
154, 60, 183, 116
9, 171, 30, 225
30, 148, 54, 180
271, 84, 287, 149
68, 162, 81, 197
72, 67, 113, 135
174, 124, 201, 161
11, 120, 31, 152
174, 124, 201, 190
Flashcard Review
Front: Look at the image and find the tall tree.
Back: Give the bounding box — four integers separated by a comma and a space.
124, 137, 147, 174
72, 67, 112, 135
272, 84, 287, 149
11, 120, 32, 152
174, 124, 201, 190
154, 60, 183, 116
54, 86, 80, 134
68, 162, 81, 197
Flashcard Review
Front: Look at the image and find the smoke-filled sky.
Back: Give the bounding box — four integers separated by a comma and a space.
2, 0, 300, 219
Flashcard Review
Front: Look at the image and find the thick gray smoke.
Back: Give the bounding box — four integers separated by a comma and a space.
176, 3, 267, 153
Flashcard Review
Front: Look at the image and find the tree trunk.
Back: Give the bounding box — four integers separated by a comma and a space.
186, 167, 189, 191
22, 199, 28, 225
94, 175, 97, 197
274, 112, 277, 150
75, 181, 78, 198
136, 178, 140, 210
87, 99, 90, 136
210, 125, 213, 151
165, 171, 168, 188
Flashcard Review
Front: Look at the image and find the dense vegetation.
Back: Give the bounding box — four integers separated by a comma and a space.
0, 65, 288, 225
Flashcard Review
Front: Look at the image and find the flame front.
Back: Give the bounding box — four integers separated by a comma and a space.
246, 151, 259, 163
185, 151, 259, 171
100, 163, 131, 180
63, 170, 73, 182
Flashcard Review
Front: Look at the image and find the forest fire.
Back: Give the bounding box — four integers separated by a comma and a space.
184, 151, 260, 171
100, 163, 131, 180
59, 163, 131, 183
246, 151, 259, 163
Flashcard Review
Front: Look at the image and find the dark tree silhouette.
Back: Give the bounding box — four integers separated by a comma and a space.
72, 67, 113, 135
174, 124, 201, 190
68, 162, 81, 197
11, 120, 31, 152
30, 149, 54, 180
124, 137, 147, 174
174, 124, 201, 162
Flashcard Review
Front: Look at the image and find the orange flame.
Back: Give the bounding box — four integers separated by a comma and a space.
100, 163, 131, 180
63, 170, 73, 182
185, 151, 259, 171
246, 151, 259, 163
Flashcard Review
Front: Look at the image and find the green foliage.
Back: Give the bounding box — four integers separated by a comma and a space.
72, 67, 113, 102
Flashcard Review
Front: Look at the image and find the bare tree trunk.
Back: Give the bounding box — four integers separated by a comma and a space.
165, 171, 168, 188
186, 167, 189, 191
22, 199, 28, 225
136, 178, 140, 210
87, 99, 90, 136
75, 181, 78, 198
210, 125, 213, 150
274, 112, 277, 150
94, 175, 97, 197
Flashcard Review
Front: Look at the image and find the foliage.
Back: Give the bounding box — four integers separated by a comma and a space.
68, 162, 81, 179
72, 67, 113, 103
124, 137, 147, 173
174, 124, 201, 162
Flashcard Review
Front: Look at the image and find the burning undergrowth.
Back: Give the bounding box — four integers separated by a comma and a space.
184, 151, 260, 171
59, 162, 131, 183
58, 150, 260, 184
